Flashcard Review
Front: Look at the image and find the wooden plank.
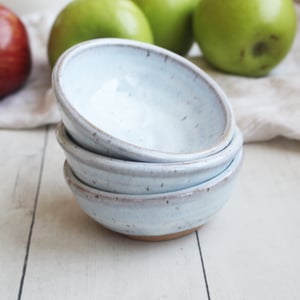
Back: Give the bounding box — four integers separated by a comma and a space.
21, 127, 208, 300
0, 128, 46, 300
198, 138, 300, 300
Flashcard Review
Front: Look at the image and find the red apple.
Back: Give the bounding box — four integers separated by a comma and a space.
0, 4, 32, 99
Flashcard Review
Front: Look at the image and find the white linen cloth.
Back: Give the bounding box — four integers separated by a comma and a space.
0, 5, 299, 143
0, 14, 59, 128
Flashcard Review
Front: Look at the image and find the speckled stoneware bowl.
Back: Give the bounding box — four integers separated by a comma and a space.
53, 38, 235, 163
63, 149, 243, 241
56, 122, 243, 195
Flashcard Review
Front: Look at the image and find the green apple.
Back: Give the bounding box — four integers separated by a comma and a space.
48, 0, 153, 67
193, 0, 297, 77
133, 0, 199, 56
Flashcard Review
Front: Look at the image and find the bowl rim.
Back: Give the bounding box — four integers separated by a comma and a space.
53, 38, 235, 163
56, 121, 243, 175
63, 147, 243, 204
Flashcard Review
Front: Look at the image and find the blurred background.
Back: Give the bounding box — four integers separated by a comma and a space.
1, 0, 72, 15
3, 0, 300, 16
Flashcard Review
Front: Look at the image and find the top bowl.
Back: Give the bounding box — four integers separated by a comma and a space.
53, 38, 235, 163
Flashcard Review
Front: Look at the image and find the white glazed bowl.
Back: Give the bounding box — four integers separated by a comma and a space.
56, 122, 243, 195
63, 149, 243, 241
53, 38, 235, 163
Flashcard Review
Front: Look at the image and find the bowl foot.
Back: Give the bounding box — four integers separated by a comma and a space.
125, 226, 201, 242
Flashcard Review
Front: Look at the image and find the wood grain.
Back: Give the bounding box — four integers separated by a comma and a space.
198, 138, 300, 300
0, 128, 46, 300
1, 125, 300, 299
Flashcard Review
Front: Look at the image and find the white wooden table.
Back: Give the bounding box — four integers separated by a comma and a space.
1, 125, 299, 300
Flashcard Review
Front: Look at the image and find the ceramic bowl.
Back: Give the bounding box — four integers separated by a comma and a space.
63, 148, 243, 241
56, 122, 243, 195
53, 38, 235, 163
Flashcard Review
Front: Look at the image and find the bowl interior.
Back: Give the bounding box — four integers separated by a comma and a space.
57, 39, 232, 155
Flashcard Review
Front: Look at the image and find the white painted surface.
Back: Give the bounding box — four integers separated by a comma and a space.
0, 128, 45, 300
198, 139, 300, 300
1, 127, 300, 299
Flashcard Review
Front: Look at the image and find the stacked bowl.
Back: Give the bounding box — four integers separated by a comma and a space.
53, 38, 243, 241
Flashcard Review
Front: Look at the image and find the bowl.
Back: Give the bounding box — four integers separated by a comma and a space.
53, 38, 235, 163
63, 148, 243, 241
56, 122, 243, 195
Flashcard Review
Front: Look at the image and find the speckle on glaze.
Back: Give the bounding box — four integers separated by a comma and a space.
54, 38, 235, 163
62, 148, 243, 240
55, 122, 243, 195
